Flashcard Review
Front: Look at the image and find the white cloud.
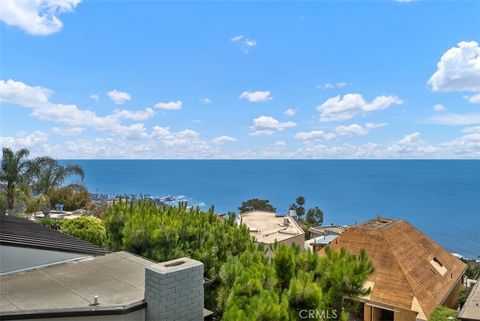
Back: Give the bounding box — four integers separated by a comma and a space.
200, 97, 211, 104
154, 100, 182, 110
239, 91, 273, 103
89, 94, 99, 102
335, 124, 368, 136
0, 0, 80, 36
152, 126, 201, 147
112, 108, 154, 121
365, 122, 387, 130
467, 93, 480, 104
251, 116, 296, 135
121, 123, 149, 140
51, 127, 84, 136
107, 89, 131, 105
316, 82, 347, 90
387, 132, 437, 155
0, 131, 48, 148
428, 41, 480, 92
212, 136, 237, 145
0, 79, 153, 135
294, 130, 335, 141
433, 104, 446, 112
429, 112, 480, 125
1, 79, 115, 130
273, 141, 286, 147
462, 126, 480, 134
230, 35, 244, 42
230, 35, 256, 54
317, 93, 402, 121
284, 108, 297, 116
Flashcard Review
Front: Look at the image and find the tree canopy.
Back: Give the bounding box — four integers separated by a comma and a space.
0, 148, 32, 214
101, 199, 254, 308
239, 198, 276, 213
218, 244, 374, 321
290, 196, 306, 218
0, 148, 87, 215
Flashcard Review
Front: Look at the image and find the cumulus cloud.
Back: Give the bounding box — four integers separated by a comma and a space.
295, 123, 385, 141
121, 123, 149, 140
112, 108, 154, 121
89, 94, 99, 102
151, 126, 201, 147
429, 112, 480, 125
428, 41, 480, 92
0, 79, 152, 135
51, 127, 84, 136
316, 82, 347, 90
239, 91, 273, 103
467, 93, 480, 104
294, 130, 336, 141
0, 130, 48, 148
230, 35, 257, 54
284, 108, 297, 116
0, 0, 80, 36
212, 136, 237, 145
108, 89, 131, 105
317, 93, 402, 121
433, 104, 446, 112
335, 124, 368, 136
154, 100, 183, 110
387, 132, 434, 155
251, 116, 296, 135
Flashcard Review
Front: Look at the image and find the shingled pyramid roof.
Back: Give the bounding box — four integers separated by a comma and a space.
320, 217, 467, 320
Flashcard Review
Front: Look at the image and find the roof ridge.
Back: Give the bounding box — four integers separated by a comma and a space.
383, 221, 437, 317
380, 227, 417, 295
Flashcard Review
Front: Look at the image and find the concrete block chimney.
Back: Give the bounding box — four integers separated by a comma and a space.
145, 257, 204, 321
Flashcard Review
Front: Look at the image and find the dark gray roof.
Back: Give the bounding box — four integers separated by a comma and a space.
0, 215, 109, 256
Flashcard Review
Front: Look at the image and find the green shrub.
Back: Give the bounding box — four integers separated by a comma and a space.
39, 217, 62, 230
428, 306, 458, 321
60, 216, 106, 246
49, 185, 91, 211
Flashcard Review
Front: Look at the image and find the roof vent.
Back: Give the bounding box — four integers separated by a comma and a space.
90, 295, 99, 306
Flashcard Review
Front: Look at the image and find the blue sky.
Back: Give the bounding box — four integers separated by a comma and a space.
0, 0, 479, 159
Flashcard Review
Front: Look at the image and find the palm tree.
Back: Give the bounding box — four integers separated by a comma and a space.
30, 157, 85, 213
31, 157, 85, 196
0, 148, 32, 215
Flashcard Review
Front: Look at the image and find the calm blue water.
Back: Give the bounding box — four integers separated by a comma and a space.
66, 160, 480, 259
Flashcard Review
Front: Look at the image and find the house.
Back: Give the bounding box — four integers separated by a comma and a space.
308, 225, 347, 239
319, 217, 467, 321
239, 211, 305, 249
304, 234, 338, 251
0, 214, 109, 275
0, 215, 213, 321
458, 279, 480, 321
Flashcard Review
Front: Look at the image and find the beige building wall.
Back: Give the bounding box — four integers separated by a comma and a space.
279, 233, 305, 249
363, 304, 417, 321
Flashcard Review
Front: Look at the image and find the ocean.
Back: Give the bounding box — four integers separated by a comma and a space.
66, 160, 480, 259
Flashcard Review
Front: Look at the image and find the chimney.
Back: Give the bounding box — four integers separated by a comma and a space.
145, 257, 204, 321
